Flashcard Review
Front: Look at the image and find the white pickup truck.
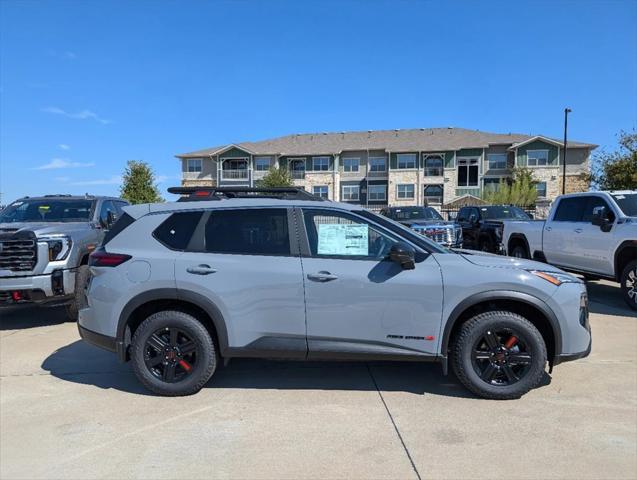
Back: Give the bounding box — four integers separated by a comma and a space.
502, 191, 637, 310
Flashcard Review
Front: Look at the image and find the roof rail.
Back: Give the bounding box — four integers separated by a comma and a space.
167, 186, 325, 202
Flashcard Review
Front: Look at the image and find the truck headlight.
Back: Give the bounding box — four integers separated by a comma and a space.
39, 235, 72, 261
529, 270, 581, 286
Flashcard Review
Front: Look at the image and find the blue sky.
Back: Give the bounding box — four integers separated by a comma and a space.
1, 0, 636, 203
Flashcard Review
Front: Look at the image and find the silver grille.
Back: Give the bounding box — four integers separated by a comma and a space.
0, 239, 37, 272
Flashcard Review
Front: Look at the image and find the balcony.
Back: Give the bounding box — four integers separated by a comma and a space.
291, 170, 306, 179
367, 169, 387, 178
424, 167, 443, 177
221, 169, 249, 180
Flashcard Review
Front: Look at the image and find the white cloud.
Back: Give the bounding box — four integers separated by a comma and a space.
155, 174, 181, 183
32, 158, 95, 170
58, 144, 70, 150
42, 107, 111, 124
55, 176, 71, 182
70, 175, 122, 186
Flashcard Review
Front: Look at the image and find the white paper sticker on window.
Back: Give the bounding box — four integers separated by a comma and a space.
317, 224, 368, 256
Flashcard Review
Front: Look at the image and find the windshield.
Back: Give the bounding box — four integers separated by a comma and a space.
358, 210, 449, 254
612, 193, 637, 217
388, 207, 443, 221
480, 206, 530, 220
0, 199, 93, 223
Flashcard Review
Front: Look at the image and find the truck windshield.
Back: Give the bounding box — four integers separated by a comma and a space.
0, 199, 93, 223
612, 194, 637, 217
480, 206, 530, 220
389, 207, 443, 221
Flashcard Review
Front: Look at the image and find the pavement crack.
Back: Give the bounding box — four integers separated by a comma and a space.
366, 364, 422, 480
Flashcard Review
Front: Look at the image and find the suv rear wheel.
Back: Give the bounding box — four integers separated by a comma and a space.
130, 310, 217, 396
620, 260, 637, 311
452, 311, 547, 399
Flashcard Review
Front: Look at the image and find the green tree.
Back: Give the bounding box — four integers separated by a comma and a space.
255, 166, 294, 188
119, 160, 164, 204
482, 167, 538, 206
591, 130, 637, 190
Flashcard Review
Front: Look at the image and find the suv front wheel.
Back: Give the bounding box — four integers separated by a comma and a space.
452, 311, 547, 399
130, 310, 217, 396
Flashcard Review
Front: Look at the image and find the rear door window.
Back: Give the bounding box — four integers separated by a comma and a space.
204, 208, 291, 255
553, 197, 587, 222
153, 211, 204, 250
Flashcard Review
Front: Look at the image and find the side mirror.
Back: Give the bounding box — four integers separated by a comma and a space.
591, 206, 606, 227
389, 242, 416, 270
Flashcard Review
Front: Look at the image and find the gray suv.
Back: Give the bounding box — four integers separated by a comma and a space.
78, 187, 591, 399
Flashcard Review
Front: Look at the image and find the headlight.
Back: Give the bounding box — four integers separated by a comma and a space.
529, 270, 581, 286
39, 235, 72, 261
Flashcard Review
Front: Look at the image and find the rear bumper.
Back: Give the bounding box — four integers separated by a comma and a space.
0, 270, 75, 306
78, 324, 127, 362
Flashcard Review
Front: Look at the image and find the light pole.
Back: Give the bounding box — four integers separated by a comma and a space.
562, 108, 571, 195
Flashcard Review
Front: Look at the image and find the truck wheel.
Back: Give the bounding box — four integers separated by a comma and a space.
65, 265, 90, 321
479, 237, 494, 253
130, 310, 217, 396
510, 245, 529, 259
452, 311, 547, 400
620, 260, 637, 311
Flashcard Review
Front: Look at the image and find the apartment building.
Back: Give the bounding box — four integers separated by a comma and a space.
176, 128, 596, 206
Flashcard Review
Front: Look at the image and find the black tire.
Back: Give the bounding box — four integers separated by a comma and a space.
452, 311, 547, 400
510, 245, 529, 259
620, 260, 637, 311
479, 237, 494, 253
130, 310, 217, 396
65, 265, 90, 321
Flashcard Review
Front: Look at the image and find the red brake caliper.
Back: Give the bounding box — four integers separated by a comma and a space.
504, 336, 518, 349
178, 360, 192, 372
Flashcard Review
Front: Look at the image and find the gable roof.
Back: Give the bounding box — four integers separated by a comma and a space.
176, 128, 597, 158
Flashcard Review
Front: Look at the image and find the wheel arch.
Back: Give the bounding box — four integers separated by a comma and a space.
507, 233, 530, 257
117, 288, 229, 360
614, 241, 637, 281
441, 291, 562, 368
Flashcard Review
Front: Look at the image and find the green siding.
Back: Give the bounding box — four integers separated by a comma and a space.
219, 147, 252, 159
456, 148, 482, 158
444, 151, 456, 168
516, 140, 559, 167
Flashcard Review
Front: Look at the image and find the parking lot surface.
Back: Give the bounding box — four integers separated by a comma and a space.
1, 280, 636, 480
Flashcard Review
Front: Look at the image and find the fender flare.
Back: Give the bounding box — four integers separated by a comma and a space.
440, 290, 563, 362
116, 288, 229, 354
614, 240, 637, 281
507, 233, 530, 257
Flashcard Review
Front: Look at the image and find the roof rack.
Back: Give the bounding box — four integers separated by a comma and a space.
167, 186, 325, 202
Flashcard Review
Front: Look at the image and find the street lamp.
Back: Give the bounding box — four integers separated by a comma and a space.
562, 107, 572, 195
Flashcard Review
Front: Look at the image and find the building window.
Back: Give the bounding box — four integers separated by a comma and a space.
367, 184, 387, 201
527, 150, 549, 166
343, 157, 360, 172
424, 154, 443, 176
535, 181, 547, 198
289, 158, 305, 179
487, 153, 507, 170
187, 159, 202, 173
483, 178, 503, 192
369, 156, 387, 172
313, 185, 329, 199
254, 157, 271, 171
423, 185, 443, 204
397, 153, 417, 169
458, 158, 479, 187
396, 184, 415, 199
312, 156, 330, 171
342, 185, 360, 201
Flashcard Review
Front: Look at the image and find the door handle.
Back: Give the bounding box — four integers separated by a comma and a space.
574, 228, 583, 233
186, 264, 217, 275
545, 226, 552, 232
307, 271, 338, 282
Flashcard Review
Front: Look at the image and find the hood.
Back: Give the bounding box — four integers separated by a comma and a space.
458, 250, 567, 274
399, 219, 455, 228
0, 221, 92, 238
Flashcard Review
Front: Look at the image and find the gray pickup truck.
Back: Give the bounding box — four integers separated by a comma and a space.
0, 194, 129, 319
503, 191, 637, 310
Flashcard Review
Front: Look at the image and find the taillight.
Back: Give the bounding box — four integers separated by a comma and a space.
89, 250, 132, 267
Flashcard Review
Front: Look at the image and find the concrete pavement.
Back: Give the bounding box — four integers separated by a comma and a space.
1, 280, 636, 479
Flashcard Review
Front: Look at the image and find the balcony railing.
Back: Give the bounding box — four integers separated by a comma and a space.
367, 169, 387, 177
424, 167, 443, 177
291, 170, 305, 179
221, 169, 249, 180
424, 196, 443, 205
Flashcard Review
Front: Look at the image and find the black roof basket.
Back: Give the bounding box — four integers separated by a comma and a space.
167, 186, 324, 202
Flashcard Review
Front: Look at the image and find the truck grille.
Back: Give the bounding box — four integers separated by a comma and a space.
0, 239, 38, 272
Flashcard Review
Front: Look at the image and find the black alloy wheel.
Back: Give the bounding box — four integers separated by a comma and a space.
144, 327, 199, 383
471, 328, 532, 386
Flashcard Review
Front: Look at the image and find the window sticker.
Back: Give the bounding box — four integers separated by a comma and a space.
317, 224, 368, 256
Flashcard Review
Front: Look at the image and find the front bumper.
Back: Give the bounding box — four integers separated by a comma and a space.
0, 269, 75, 306
554, 335, 592, 366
